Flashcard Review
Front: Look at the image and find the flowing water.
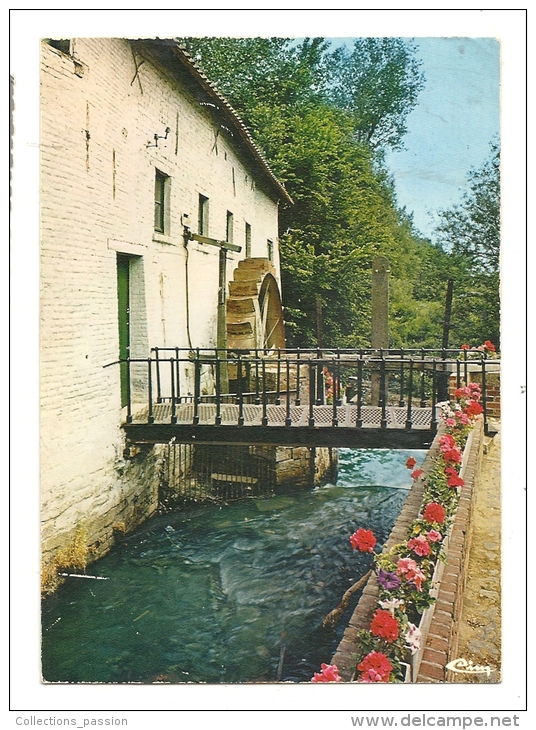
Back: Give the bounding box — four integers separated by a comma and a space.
41, 448, 426, 684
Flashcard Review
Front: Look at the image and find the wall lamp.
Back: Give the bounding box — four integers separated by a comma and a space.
146, 126, 171, 148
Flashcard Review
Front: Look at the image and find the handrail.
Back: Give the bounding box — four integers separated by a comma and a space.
107, 348, 499, 435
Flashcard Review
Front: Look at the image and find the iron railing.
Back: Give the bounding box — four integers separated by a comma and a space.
105, 348, 500, 436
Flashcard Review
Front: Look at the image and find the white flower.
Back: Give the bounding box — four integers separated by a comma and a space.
405, 622, 422, 655
378, 598, 403, 614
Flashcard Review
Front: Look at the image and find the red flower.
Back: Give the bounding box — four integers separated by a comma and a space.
465, 401, 484, 417
407, 535, 431, 557
447, 472, 464, 488
423, 502, 446, 524
443, 447, 462, 464
311, 663, 341, 683
370, 609, 399, 643
406, 457, 417, 470
357, 651, 392, 683
350, 528, 377, 553
460, 344, 470, 350
411, 469, 423, 481
484, 340, 496, 352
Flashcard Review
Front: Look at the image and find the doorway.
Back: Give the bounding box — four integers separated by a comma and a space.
116, 254, 130, 407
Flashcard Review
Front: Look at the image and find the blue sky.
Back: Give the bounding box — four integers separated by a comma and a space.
328, 36, 500, 240
382, 37, 500, 240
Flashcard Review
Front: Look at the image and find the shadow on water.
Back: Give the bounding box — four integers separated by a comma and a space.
41, 448, 426, 683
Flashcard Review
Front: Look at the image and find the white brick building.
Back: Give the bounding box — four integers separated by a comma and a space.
40, 37, 291, 569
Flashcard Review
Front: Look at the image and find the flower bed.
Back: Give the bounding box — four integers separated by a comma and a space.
311, 383, 484, 683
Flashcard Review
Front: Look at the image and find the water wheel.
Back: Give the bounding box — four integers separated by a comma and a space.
226, 258, 286, 350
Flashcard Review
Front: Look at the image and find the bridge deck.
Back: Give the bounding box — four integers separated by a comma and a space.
124, 403, 438, 449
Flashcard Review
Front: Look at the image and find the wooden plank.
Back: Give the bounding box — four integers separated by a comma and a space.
211, 473, 258, 485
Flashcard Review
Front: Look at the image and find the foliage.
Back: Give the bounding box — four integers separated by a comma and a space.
325, 38, 425, 150
180, 36, 494, 349
434, 144, 500, 348
41, 525, 89, 594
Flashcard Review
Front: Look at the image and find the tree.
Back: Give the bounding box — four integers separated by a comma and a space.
433, 143, 500, 348
325, 38, 425, 150
179, 37, 447, 348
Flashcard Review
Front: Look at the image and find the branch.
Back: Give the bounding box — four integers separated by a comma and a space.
323, 569, 373, 628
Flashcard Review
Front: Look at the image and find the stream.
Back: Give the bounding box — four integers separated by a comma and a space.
41, 448, 426, 683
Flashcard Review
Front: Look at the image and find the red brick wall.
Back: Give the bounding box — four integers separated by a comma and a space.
331, 419, 485, 683
449, 372, 500, 418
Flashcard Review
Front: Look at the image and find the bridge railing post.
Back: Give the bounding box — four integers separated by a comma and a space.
295, 349, 301, 405
380, 349, 387, 429
261, 359, 268, 426
420, 348, 426, 407
170, 357, 177, 424
285, 359, 291, 426
276, 349, 281, 405
254, 349, 260, 405
331, 359, 338, 427
356, 356, 363, 427
308, 361, 315, 427
154, 347, 162, 403
147, 358, 154, 424
399, 348, 405, 407
215, 351, 222, 425
237, 354, 244, 426
405, 358, 414, 430
430, 359, 438, 431
193, 352, 200, 425
126, 358, 132, 423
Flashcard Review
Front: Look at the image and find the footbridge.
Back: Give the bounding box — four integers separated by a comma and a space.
109, 348, 499, 450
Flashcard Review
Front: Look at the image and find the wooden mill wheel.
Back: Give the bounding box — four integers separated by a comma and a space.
226, 258, 286, 351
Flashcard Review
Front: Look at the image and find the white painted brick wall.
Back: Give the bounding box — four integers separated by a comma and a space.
40, 38, 283, 563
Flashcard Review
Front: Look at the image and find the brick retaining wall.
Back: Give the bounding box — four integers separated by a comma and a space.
331, 418, 484, 682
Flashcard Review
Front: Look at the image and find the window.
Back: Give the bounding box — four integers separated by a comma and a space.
45, 39, 71, 54
226, 211, 234, 244
245, 223, 252, 258
267, 239, 274, 262
154, 169, 169, 234
198, 194, 209, 236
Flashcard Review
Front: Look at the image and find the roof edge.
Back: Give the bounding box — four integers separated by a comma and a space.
137, 38, 293, 206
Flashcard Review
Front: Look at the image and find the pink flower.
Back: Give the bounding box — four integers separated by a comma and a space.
427, 529, 442, 543
445, 418, 456, 427
454, 386, 470, 399
397, 557, 419, 574
311, 663, 341, 683
407, 535, 431, 557
350, 528, 377, 553
397, 558, 426, 591
439, 434, 456, 452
